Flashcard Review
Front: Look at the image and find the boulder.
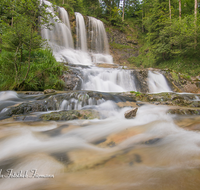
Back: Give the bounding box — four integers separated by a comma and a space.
124, 108, 138, 119
44, 89, 56, 94
40, 110, 100, 121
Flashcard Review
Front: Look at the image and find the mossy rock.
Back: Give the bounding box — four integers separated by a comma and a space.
40, 110, 100, 121
168, 108, 200, 115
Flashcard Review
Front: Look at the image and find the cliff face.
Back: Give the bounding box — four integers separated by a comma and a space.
106, 27, 140, 65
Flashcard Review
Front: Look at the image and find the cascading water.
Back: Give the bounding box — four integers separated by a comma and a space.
75, 12, 88, 52
58, 7, 72, 36
40, 2, 92, 65
40, 1, 113, 65
88, 16, 113, 64
148, 70, 172, 93
80, 67, 137, 92
40, 2, 74, 51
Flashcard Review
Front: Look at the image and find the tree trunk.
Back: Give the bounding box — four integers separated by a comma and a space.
0, 34, 2, 53
122, 0, 125, 21
169, 0, 171, 20
142, 6, 144, 33
194, 0, 198, 49
63, 0, 64, 4
23, 28, 33, 83
169, 0, 172, 49
179, 0, 181, 19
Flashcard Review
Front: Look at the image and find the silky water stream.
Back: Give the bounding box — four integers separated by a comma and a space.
0, 87, 200, 190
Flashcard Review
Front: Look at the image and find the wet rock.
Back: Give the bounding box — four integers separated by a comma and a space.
62, 68, 82, 91
40, 110, 100, 121
168, 108, 200, 115
44, 89, 56, 94
124, 108, 138, 119
95, 63, 119, 68
132, 70, 149, 93
117, 101, 137, 108
25, 91, 44, 95
163, 70, 200, 93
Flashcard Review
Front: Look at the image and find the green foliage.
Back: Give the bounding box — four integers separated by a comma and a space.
170, 72, 179, 83
0, 49, 66, 91
0, 0, 66, 91
125, 0, 200, 76
130, 91, 142, 97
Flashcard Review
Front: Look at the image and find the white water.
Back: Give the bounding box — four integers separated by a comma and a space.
75, 12, 88, 52
41, 2, 74, 49
0, 91, 18, 101
1, 101, 200, 190
40, 2, 92, 65
81, 67, 137, 92
59, 97, 105, 110
58, 7, 71, 33
40, 1, 113, 65
148, 70, 172, 93
88, 16, 113, 64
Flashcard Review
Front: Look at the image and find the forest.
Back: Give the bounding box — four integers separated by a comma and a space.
0, 0, 200, 91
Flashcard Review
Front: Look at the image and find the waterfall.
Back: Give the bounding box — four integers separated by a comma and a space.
58, 7, 72, 37
40, 2, 93, 65
40, 1, 113, 65
88, 16, 113, 64
40, 1, 74, 62
75, 12, 88, 52
148, 70, 172, 93
88, 16, 109, 54
81, 67, 137, 92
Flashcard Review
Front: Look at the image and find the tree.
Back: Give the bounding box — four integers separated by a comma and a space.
194, 0, 197, 49
169, 0, 171, 20
179, 0, 181, 19
122, 0, 125, 21
0, 0, 60, 90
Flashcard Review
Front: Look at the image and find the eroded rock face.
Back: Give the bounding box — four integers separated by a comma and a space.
168, 108, 200, 115
62, 67, 83, 91
106, 28, 139, 65
132, 69, 149, 93
163, 70, 200, 93
124, 108, 138, 119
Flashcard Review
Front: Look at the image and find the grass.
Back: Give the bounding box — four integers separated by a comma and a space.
154, 57, 200, 77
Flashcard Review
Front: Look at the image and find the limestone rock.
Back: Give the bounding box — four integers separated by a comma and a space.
124, 108, 138, 119
44, 89, 56, 94
40, 110, 100, 121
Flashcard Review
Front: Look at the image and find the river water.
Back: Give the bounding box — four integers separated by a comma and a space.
0, 90, 200, 190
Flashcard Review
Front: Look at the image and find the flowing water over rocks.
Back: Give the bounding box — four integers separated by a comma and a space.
1, 1, 200, 189
0, 89, 200, 190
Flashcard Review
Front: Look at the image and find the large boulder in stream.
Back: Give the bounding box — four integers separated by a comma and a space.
124, 108, 138, 119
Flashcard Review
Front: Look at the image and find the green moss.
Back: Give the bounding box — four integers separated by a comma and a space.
130, 91, 142, 97
170, 72, 179, 83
